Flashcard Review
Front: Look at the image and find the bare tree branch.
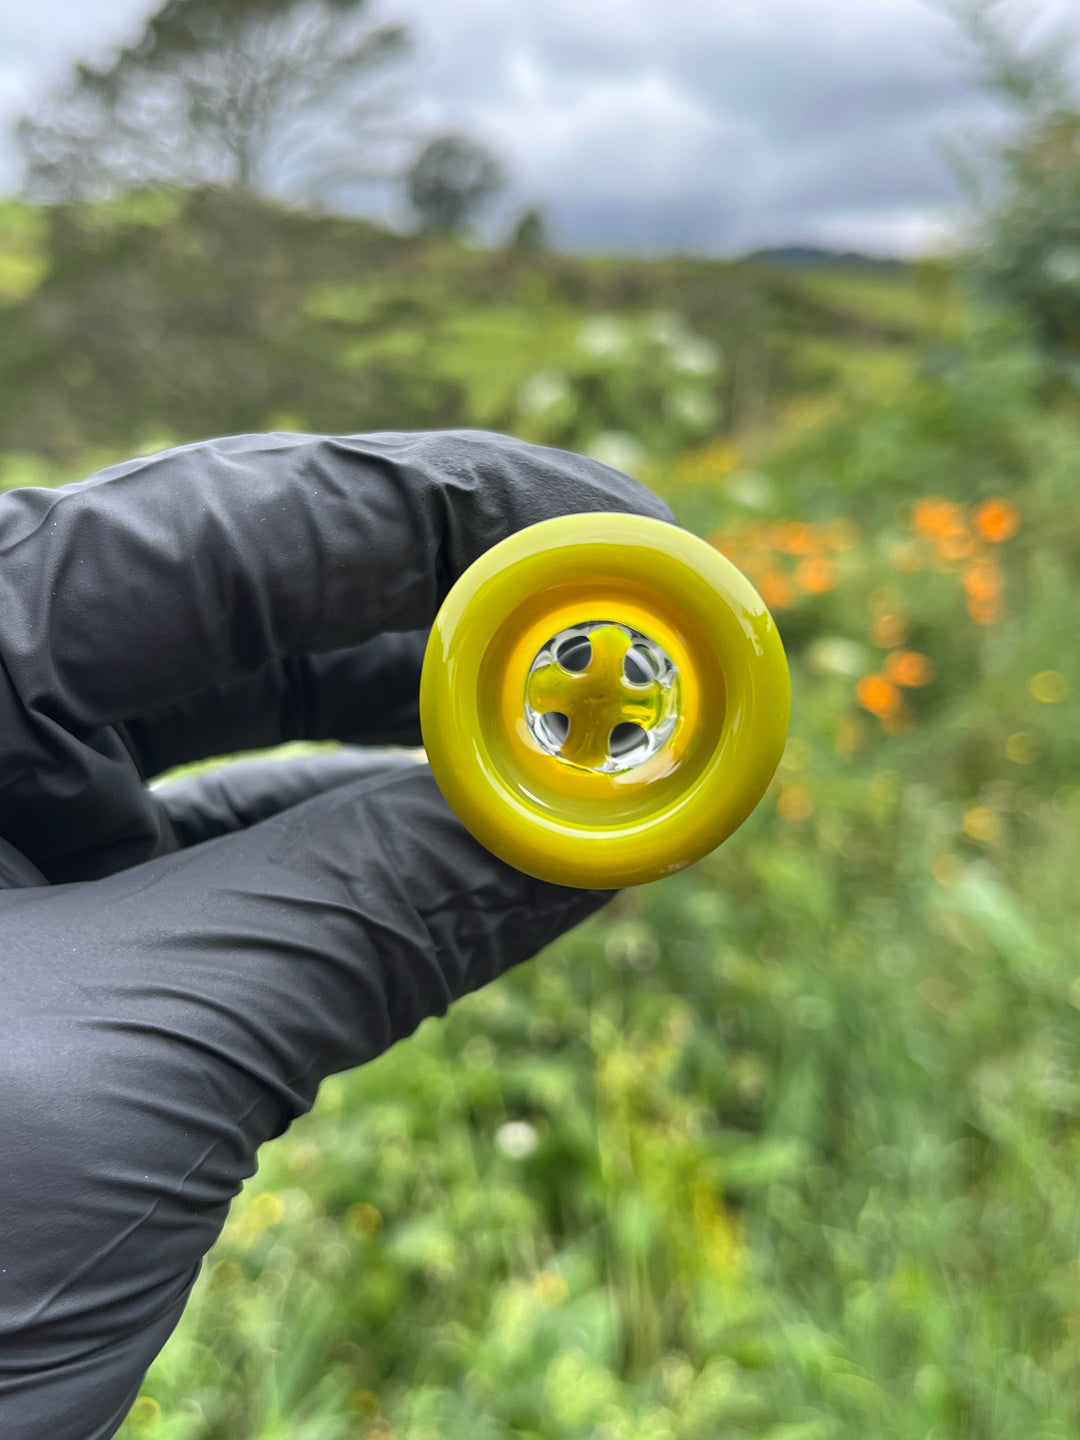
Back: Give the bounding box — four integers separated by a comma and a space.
18, 0, 413, 203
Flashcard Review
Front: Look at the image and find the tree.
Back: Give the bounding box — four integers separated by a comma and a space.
406, 133, 505, 237
17, 0, 412, 205
508, 205, 548, 254
943, 0, 1080, 359
0, 189, 468, 459
943, 0, 1073, 118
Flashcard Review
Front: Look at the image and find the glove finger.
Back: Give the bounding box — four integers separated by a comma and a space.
0, 765, 612, 1438
121, 630, 427, 781
0, 430, 674, 882
155, 746, 423, 847
0, 836, 46, 889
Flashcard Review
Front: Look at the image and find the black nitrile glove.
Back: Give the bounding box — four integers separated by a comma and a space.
0, 430, 675, 1439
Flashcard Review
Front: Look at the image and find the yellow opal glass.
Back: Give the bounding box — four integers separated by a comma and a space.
419, 513, 790, 887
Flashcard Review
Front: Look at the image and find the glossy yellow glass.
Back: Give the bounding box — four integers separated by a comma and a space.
419, 513, 790, 887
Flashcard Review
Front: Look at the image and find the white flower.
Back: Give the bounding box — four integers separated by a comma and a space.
496, 1121, 540, 1160
668, 336, 720, 376
577, 315, 630, 358
664, 388, 719, 429
518, 369, 571, 416
724, 471, 774, 511
585, 431, 646, 475
644, 309, 685, 347
807, 636, 869, 677
1044, 247, 1080, 287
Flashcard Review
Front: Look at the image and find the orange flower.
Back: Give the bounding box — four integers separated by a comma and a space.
885, 650, 936, 687
821, 518, 860, 551
856, 673, 903, 719
912, 498, 941, 534
773, 521, 819, 556
973, 498, 1019, 543
967, 595, 1004, 626
759, 569, 795, 609
796, 556, 837, 594
736, 549, 767, 578
937, 531, 976, 561
963, 561, 1002, 601
912, 498, 965, 539
709, 534, 742, 566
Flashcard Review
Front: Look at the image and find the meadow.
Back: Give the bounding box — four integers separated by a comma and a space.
2, 194, 1079, 1439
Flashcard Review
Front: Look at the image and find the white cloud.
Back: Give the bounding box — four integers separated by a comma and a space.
809, 207, 963, 258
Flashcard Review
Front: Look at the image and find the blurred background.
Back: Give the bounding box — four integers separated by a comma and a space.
2, 1, 1080, 1436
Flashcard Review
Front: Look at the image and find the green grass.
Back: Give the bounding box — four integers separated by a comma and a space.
794, 262, 965, 341
2, 190, 1077, 1438
110, 307, 1080, 1439
0, 198, 47, 305
0, 187, 966, 464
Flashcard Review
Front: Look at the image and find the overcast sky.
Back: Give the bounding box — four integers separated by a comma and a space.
0, 0, 1075, 256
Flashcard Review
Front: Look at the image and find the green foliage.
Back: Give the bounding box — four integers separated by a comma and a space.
944, 0, 1080, 371
508, 206, 548, 256
512, 310, 724, 471
0, 190, 468, 457
4, 187, 1078, 1440
0, 200, 48, 305
97, 294, 1077, 1438
974, 113, 1080, 363
0, 189, 947, 466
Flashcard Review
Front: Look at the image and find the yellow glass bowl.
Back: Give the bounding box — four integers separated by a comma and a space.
419, 512, 790, 888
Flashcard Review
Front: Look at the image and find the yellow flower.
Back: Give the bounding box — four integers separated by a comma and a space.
535, 1270, 569, 1307
349, 1389, 382, 1418
1005, 731, 1040, 764
777, 784, 814, 821
247, 1191, 285, 1229
781, 737, 811, 771
346, 1202, 384, 1238
127, 1397, 162, 1428
1030, 670, 1068, 703
871, 610, 909, 648
963, 807, 1001, 843
932, 854, 962, 886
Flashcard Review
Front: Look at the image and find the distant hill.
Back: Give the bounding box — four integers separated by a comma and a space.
0, 190, 944, 465
747, 245, 905, 271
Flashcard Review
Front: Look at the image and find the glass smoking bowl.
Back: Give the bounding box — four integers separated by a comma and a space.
419, 512, 790, 888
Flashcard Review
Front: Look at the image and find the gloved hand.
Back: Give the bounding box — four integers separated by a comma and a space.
0, 429, 674, 1440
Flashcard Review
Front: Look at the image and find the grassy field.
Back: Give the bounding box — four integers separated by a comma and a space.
3, 196, 1079, 1438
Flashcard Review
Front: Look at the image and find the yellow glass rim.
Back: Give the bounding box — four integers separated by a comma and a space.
420, 512, 790, 888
